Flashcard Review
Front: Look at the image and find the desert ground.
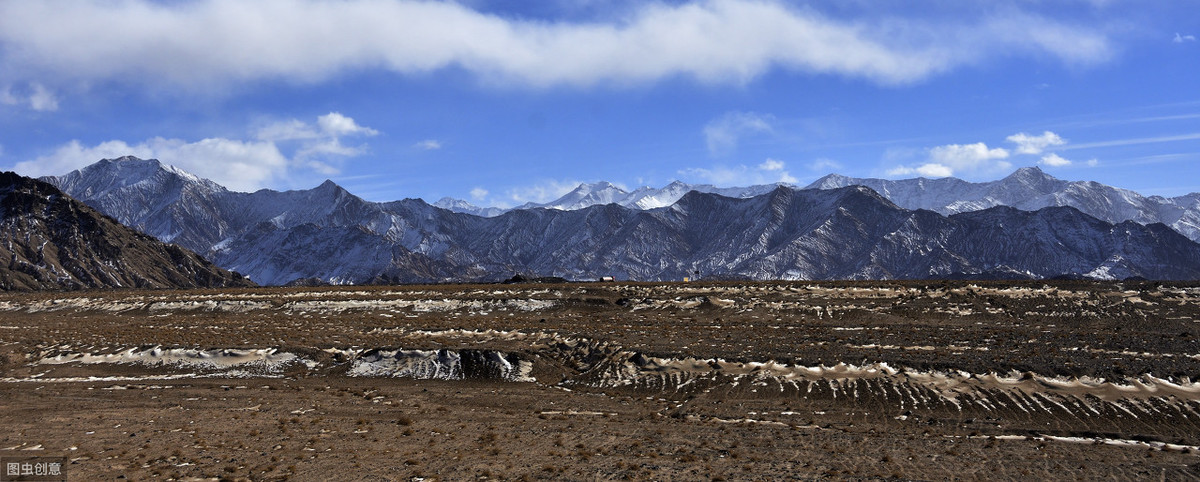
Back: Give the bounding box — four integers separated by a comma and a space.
1, 280, 1199, 480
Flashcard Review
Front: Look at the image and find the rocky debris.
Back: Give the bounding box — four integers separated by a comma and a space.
2, 281, 1199, 479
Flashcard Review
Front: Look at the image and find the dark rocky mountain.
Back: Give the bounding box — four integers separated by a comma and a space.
44, 157, 1200, 285
0, 172, 254, 290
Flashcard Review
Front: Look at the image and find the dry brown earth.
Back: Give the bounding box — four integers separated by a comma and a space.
1, 280, 1198, 480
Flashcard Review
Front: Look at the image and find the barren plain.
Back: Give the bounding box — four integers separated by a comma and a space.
1, 280, 1199, 480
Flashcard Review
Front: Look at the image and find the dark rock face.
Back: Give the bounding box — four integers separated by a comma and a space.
0, 172, 254, 290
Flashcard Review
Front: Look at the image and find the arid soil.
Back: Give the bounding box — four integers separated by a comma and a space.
1, 280, 1199, 480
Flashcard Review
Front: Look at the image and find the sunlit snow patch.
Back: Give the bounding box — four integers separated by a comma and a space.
348, 348, 534, 382
36, 346, 305, 374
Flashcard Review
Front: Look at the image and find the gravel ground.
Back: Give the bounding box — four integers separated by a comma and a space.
1, 280, 1198, 480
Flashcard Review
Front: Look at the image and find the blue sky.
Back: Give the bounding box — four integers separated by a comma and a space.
0, 0, 1197, 207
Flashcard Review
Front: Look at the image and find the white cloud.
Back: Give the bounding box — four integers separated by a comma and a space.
680, 166, 748, 186
680, 158, 797, 186
295, 140, 362, 175
0, 1, 1114, 91
505, 179, 583, 205
1039, 153, 1072, 167
254, 112, 378, 175
415, 139, 442, 150
1, 82, 58, 111
758, 158, 784, 171
1086, 159, 1099, 167
1006, 131, 1066, 155
886, 163, 953, 178
1061, 132, 1200, 150
317, 112, 378, 137
1175, 33, 1197, 43
704, 111, 773, 156
28, 83, 58, 111
256, 112, 376, 141
888, 142, 1011, 178
807, 158, 842, 172
928, 142, 1010, 169
980, 12, 1111, 65
12, 138, 288, 192
254, 120, 313, 142
469, 187, 488, 201
11, 112, 377, 191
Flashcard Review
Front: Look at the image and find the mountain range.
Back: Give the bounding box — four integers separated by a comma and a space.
434, 181, 793, 217
40, 157, 1200, 285
433, 168, 1200, 245
806, 169, 1200, 243
0, 171, 254, 290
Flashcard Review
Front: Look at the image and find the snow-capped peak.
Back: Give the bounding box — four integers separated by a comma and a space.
806, 173, 856, 190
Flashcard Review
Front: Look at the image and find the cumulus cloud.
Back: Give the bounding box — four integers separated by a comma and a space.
255, 112, 377, 174
257, 112, 376, 141
928, 142, 1010, 169
13, 138, 288, 192
888, 142, 1011, 178
414, 140, 442, 150
12, 112, 377, 191
318, 112, 378, 137
1007, 131, 1066, 154
469, 187, 488, 201
704, 111, 773, 156
758, 158, 785, 171
886, 163, 953, 178
1039, 153, 1072, 167
0, 0, 1114, 92
680, 158, 797, 186
1175, 33, 1197, 43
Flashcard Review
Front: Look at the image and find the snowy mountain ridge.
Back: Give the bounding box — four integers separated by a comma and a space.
441, 180, 793, 215
805, 166, 1200, 243
42, 157, 1200, 285
433, 167, 1200, 244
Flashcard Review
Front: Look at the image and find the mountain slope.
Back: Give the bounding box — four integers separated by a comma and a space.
0, 172, 254, 290
45, 156, 237, 250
